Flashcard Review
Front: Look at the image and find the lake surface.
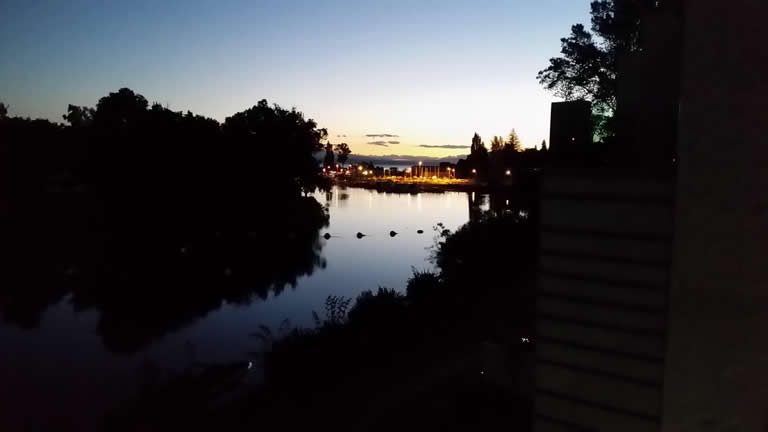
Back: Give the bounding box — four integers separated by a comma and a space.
0, 187, 489, 431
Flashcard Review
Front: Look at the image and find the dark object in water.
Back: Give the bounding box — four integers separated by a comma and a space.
323, 233, 332, 240
417, 229, 424, 234
389, 231, 397, 237
356, 232, 366, 239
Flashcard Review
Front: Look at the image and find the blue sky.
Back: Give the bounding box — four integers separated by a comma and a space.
0, 0, 591, 156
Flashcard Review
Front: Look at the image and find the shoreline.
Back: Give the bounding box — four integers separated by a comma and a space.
335, 177, 507, 193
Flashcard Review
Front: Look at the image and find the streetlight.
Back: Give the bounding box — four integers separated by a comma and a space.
505, 169, 511, 176
418, 161, 422, 178
472, 168, 477, 175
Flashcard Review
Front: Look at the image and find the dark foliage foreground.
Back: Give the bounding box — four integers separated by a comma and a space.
115, 209, 538, 431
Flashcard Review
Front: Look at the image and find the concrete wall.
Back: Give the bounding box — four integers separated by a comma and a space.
663, 1, 768, 430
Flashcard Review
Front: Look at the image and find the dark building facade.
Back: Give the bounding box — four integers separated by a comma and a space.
548, 100, 592, 154
535, 0, 768, 430
615, 2, 684, 165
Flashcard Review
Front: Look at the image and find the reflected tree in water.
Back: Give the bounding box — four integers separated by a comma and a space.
0, 88, 331, 354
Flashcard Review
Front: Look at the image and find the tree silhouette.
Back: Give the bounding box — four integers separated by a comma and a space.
0, 88, 332, 353
94, 87, 149, 127
323, 143, 335, 168
0, 101, 7, 119
541, 139, 548, 151
490, 136, 505, 152
334, 142, 351, 166
62, 104, 95, 127
463, 133, 488, 179
223, 99, 328, 195
537, 0, 661, 128
506, 129, 522, 152
470, 133, 486, 155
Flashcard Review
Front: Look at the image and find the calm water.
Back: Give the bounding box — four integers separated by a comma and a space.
0, 187, 486, 430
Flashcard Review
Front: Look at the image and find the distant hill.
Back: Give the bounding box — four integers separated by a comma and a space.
316, 152, 467, 169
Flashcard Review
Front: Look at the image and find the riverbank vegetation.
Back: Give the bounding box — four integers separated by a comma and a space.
114, 187, 539, 430
1, 89, 331, 352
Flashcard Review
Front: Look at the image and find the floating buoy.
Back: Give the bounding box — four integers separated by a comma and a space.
356, 232, 366, 239
323, 233, 332, 240
417, 229, 424, 234
389, 231, 398, 237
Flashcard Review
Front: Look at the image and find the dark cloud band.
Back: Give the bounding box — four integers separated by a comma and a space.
365, 134, 399, 138
418, 144, 470, 149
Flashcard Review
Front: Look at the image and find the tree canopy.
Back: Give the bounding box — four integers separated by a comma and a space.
334, 142, 351, 166
1, 89, 332, 346
470, 133, 486, 155
506, 129, 522, 152
323, 143, 335, 167
537, 0, 660, 119
490, 136, 505, 152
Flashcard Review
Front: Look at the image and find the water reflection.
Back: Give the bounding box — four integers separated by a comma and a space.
0, 195, 328, 354
0, 188, 524, 355
0, 186, 515, 430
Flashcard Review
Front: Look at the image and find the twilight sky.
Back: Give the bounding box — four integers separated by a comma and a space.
0, 0, 590, 157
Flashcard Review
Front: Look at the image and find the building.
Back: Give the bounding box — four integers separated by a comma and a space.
615, 2, 683, 164
439, 162, 456, 178
408, 163, 456, 178
548, 100, 592, 154
410, 164, 440, 178
534, 1, 768, 430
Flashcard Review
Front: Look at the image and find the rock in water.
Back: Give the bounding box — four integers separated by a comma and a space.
389, 231, 398, 237
417, 229, 424, 234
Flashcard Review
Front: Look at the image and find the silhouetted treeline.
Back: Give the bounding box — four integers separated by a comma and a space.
455, 131, 619, 183
0, 89, 332, 352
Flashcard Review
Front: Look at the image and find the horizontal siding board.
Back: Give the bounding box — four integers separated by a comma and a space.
534, 415, 587, 432
537, 365, 661, 416
535, 393, 659, 432
537, 298, 666, 331
541, 176, 673, 198
535, 173, 672, 432
536, 358, 661, 388
535, 336, 665, 364
539, 276, 667, 308
540, 200, 673, 236
537, 291, 666, 314
539, 270, 666, 292
541, 192, 673, 205
540, 233, 671, 263
540, 225, 672, 242
539, 256, 669, 286
540, 249, 669, 268
537, 341, 664, 382
537, 319, 666, 358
